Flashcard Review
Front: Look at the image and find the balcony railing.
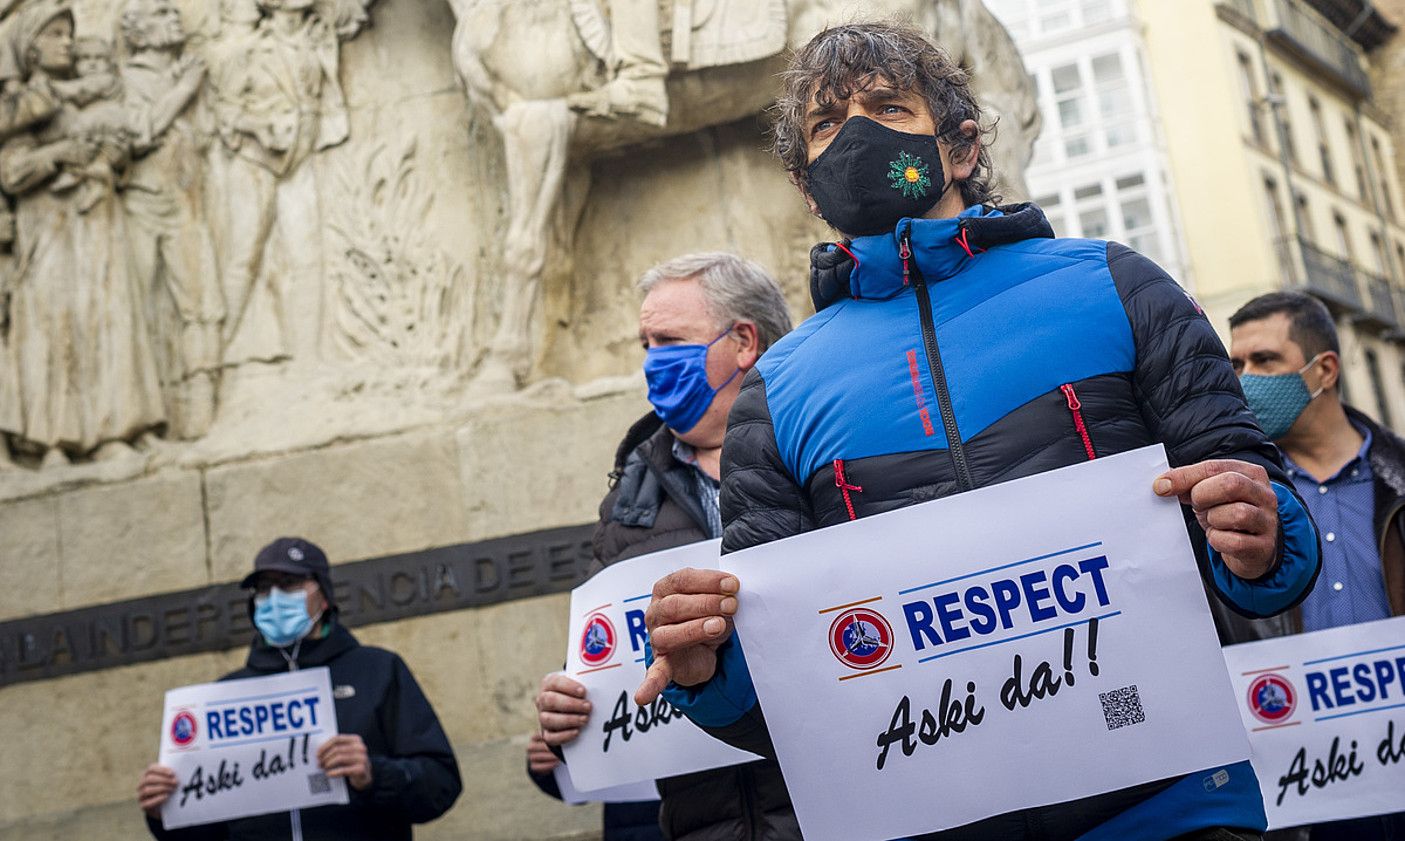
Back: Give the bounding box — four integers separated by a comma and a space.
1266, 0, 1371, 98
1359, 271, 1399, 330
1277, 237, 1405, 331
1290, 238, 1363, 308
1219, 0, 1259, 24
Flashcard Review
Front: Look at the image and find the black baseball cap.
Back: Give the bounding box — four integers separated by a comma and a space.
240, 537, 337, 609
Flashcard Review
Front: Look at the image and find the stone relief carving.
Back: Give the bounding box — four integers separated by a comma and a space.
327, 139, 486, 374
0, 0, 1037, 478
0, 0, 376, 472
0, 0, 165, 470
446, 0, 1039, 390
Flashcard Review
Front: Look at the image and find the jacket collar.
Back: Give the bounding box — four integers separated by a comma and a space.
808, 203, 1055, 310
246, 620, 359, 672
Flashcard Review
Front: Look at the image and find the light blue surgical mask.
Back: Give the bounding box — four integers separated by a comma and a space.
1239, 353, 1325, 440
253, 587, 321, 648
643, 326, 741, 434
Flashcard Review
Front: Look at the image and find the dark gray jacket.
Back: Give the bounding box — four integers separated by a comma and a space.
594, 413, 799, 841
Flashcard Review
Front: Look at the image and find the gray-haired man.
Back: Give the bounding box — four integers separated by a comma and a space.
527, 252, 799, 841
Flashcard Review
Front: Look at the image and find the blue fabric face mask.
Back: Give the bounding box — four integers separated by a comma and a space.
253, 587, 320, 648
1240, 353, 1324, 440
643, 326, 741, 434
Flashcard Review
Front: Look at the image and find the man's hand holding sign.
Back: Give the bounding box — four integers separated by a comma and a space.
1154, 459, 1279, 580
638, 458, 1281, 710
555, 540, 758, 792
636, 570, 739, 706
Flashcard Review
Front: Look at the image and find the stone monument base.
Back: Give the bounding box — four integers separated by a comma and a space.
0, 383, 651, 840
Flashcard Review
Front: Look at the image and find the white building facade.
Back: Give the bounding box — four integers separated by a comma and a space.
985, 0, 1193, 287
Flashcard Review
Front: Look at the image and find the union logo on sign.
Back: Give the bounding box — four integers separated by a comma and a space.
1247, 673, 1297, 724
579, 612, 617, 667
171, 710, 198, 747
828, 608, 894, 670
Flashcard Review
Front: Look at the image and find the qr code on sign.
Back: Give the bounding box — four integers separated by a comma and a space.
1099, 685, 1146, 730
307, 772, 331, 795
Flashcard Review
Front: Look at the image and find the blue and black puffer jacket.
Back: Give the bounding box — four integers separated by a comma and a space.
664, 204, 1322, 840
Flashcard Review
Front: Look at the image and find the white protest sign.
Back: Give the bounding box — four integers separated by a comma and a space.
561, 540, 760, 790
1224, 615, 1405, 828
158, 667, 348, 829
553, 763, 659, 805
722, 445, 1251, 841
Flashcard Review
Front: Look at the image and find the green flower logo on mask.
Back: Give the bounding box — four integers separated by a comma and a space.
888, 152, 931, 199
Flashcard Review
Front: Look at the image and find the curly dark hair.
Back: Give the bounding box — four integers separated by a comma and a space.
772, 21, 1000, 208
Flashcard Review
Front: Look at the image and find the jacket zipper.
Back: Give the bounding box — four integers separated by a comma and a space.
1060, 384, 1097, 461
904, 227, 974, 491
834, 459, 863, 520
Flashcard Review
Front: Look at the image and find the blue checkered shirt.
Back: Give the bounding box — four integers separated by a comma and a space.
671, 439, 722, 539
1283, 425, 1393, 631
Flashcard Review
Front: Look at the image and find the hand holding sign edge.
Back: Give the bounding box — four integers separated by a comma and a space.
1154, 459, 1278, 579
635, 568, 739, 706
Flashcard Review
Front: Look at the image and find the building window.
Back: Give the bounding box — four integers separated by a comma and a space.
1237, 52, 1265, 146
1371, 137, 1396, 220
1344, 120, 1366, 202
1093, 53, 1134, 149
1295, 193, 1315, 243
1365, 348, 1392, 428
1309, 98, 1335, 187
1370, 232, 1389, 278
1052, 62, 1089, 159
1333, 212, 1353, 262
1395, 242, 1405, 283
1262, 176, 1287, 242
1270, 73, 1297, 164
1080, 206, 1109, 238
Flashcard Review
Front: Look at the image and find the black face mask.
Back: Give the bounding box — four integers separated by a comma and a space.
805, 117, 948, 238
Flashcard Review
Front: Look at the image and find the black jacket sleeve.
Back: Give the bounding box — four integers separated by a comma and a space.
1109, 242, 1321, 619
719, 370, 818, 555
527, 762, 565, 801
355, 655, 463, 822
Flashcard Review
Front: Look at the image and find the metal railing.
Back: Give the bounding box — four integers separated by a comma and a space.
1278, 236, 1362, 309
1266, 0, 1371, 98
1359, 270, 1399, 329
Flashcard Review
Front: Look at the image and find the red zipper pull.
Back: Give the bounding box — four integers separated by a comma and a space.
899, 231, 911, 286
1061, 383, 1080, 410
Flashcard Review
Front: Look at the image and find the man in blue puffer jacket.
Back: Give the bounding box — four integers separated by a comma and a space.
635, 21, 1322, 841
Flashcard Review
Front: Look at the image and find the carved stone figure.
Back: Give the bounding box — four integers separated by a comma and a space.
205, 0, 368, 366
0, 0, 164, 468
447, 0, 1039, 390
120, 0, 225, 439
565, 0, 669, 127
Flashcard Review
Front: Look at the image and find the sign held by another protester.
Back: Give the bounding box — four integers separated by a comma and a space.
722, 445, 1250, 841
1224, 615, 1405, 829
561, 540, 760, 791
553, 762, 659, 805
157, 667, 348, 829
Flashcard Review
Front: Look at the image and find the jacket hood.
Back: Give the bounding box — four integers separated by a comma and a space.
245, 620, 360, 672
808, 202, 1055, 311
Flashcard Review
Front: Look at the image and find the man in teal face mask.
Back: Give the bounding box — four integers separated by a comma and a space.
137, 537, 462, 840
1229, 291, 1405, 841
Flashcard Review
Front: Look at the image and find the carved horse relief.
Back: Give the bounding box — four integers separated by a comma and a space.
446, 0, 1039, 390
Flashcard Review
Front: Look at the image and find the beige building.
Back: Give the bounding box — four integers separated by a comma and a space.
1139, 0, 1405, 427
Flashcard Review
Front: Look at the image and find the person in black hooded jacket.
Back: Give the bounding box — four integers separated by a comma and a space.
137, 537, 462, 841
